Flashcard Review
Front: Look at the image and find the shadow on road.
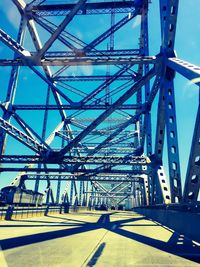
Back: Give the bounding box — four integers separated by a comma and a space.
0, 212, 200, 264
86, 242, 106, 267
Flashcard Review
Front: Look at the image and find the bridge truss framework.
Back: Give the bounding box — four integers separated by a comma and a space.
0, 0, 199, 208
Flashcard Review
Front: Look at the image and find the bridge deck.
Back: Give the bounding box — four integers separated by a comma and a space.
0, 211, 199, 267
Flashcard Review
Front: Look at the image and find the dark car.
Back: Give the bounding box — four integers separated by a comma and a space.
99, 204, 108, 211
117, 205, 124, 210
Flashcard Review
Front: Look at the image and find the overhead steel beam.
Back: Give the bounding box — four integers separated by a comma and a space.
33, 16, 78, 52
11, 104, 141, 110
26, 18, 68, 121
0, 28, 31, 58
29, 1, 137, 16
53, 75, 134, 82
0, 117, 48, 154
0, 167, 148, 175
0, 155, 148, 165
59, 67, 156, 156
36, 0, 87, 58
83, 8, 139, 52
85, 113, 142, 156
12, 113, 51, 150
81, 65, 131, 104
167, 57, 200, 84
12, 0, 26, 12
45, 49, 140, 58
0, 16, 27, 155
0, 56, 157, 66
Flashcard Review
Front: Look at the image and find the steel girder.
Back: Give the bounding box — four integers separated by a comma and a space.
0, 155, 148, 165
0, 15, 27, 156
0, 0, 199, 208
28, 1, 137, 16
59, 67, 156, 157
0, 57, 156, 67
9, 104, 141, 110
183, 104, 200, 202
36, 0, 87, 58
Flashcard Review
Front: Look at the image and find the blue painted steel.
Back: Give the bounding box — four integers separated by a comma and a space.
183, 99, 200, 202
29, 1, 137, 16
0, 16, 27, 155
83, 8, 140, 52
0, 0, 199, 208
59, 68, 156, 156
36, 0, 87, 58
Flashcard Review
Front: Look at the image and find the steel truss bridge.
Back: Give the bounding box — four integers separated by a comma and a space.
0, 0, 199, 209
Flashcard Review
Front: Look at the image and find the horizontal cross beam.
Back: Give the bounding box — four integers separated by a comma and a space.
0, 167, 148, 175
21, 174, 144, 182
59, 67, 156, 156
53, 75, 134, 82
0, 117, 48, 154
167, 57, 200, 84
11, 104, 141, 110
0, 155, 149, 165
29, 1, 137, 16
45, 49, 140, 58
0, 56, 157, 66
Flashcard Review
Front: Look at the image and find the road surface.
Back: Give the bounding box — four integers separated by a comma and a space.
0, 211, 199, 266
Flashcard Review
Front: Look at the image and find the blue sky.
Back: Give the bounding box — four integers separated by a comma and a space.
0, 1, 199, 199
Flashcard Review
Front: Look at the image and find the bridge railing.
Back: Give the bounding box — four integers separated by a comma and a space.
135, 203, 200, 243
0, 204, 93, 220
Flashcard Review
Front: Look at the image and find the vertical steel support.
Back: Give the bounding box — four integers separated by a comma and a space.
156, 165, 171, 204
158, 0, 182, 202
183, 92, 200, 202
35, 86, 50, 192
88, 183, 94, 208
141, 175, 149, 206
56, 123, 66, 203
82, 182, 86, 207
46, 187, 54, 204
61, 181, 70, 204
153, 87, 167, 203
141, 0, 152, 205
152, 84, 171, 204
73, 180, 79, 207
56, 175, 62, 204
85, 180, 89, 206
69, 180, 74, 205
164, 77, 182, 202
110, 7, 115, 51
0, 16, 26, 155
79, 181, 84, 205
140, 182, 145, 206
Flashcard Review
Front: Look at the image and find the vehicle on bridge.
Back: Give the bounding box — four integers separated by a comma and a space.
117, 205, 124, 210
95, 204, 108, 211
0, 186, 43, 206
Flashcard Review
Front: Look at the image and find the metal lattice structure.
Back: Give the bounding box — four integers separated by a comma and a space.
0, 0, 199, 208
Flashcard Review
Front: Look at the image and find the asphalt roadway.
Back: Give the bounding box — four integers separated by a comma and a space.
0, 211, 200, 267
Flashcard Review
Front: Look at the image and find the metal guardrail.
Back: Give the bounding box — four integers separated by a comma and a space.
135, 203, 200, 213
0, 204, 92, 220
